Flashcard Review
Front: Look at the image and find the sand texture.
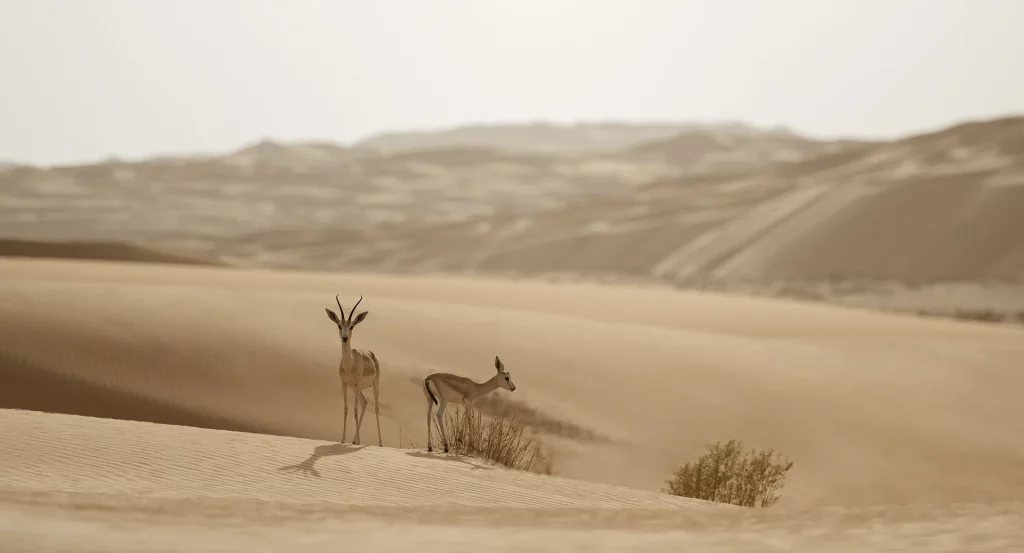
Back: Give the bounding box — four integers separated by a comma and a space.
3, 410, 1022, 552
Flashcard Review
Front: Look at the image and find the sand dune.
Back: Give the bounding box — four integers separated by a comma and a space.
2, 257, 1023, 507
5, 118, 1022, 297
4, 409, 1022, 552
0, 119, 858, 275
2, 258, 1024, 549
0, 123, 701, 250
352, 121, 692, 155
0, 409, 703, 509
621, 125, 858, 170
331, 118, 1024, 284
307, 117, 1024, 322
7, 117, 1023, 328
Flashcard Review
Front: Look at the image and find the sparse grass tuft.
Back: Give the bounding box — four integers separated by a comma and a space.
664, 439, 793, 508
432, 405, 554, 474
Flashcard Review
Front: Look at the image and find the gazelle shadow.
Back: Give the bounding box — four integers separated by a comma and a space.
278, 443, 363, 478
405, 450, 492, 471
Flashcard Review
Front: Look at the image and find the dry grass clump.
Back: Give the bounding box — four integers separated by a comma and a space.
664, 439, 794, 508
432, 405, 553, 474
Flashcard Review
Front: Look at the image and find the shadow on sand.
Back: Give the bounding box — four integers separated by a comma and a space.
278, 443, 364, 478
405, 450, 492, 471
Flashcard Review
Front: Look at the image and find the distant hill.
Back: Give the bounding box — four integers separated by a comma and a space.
354, 121, 703, 156
302, 116, 1024, 287
0, 121, 809, 254
0, 239, 222, 266
223, 139, 370, 169
621, 126, 867, 171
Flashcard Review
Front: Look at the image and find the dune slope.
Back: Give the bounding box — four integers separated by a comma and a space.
1, 409, 1021, 552
0, 409, 701, 509
1, 258, 1023, 511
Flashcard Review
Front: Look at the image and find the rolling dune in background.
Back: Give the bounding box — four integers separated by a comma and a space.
5, 118, 1022, 326
322, 118, 1024, 293
0, 238, 221, 266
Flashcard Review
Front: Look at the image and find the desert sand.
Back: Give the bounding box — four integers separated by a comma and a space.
3, 410, 1022, 552
2, 256, 1023, 550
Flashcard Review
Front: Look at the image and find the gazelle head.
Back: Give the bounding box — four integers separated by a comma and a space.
494, 356, 516, 392
325, 294, 368, 344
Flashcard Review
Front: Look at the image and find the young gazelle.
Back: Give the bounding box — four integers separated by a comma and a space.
325, 294, 383, 447
422, 356, 517, 453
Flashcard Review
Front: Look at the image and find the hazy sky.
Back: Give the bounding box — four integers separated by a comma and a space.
3, 0, 1023, 165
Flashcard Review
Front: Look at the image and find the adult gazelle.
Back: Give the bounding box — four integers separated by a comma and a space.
326, 294, 382, 447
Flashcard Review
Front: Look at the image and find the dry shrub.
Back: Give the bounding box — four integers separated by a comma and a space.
664, 439, 793, 508
434, 404, 553, 474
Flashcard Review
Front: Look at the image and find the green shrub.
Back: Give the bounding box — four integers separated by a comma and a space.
664, 439, 793, 507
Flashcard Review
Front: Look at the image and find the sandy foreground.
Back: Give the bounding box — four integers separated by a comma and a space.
2, 410, 1022, 552
1, 257, 1023, 550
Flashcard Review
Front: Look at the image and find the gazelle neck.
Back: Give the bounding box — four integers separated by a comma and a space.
340, 341, 354, 365
470, 373, 502, 401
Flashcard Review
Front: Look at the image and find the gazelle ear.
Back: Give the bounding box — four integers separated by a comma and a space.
495, 356, 505, 372
352, 311, 369, 325
325, 308, 340, 324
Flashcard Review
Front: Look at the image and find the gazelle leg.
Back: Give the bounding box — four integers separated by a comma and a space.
357, 389, 368, 426
435, 398, 450, 454
354, 390, 368, 445
341, 385, 349, 443
372, 380, 383, 447
426, 396, 434, 452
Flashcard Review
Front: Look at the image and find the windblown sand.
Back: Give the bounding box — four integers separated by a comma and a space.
1, 257, 1023, 550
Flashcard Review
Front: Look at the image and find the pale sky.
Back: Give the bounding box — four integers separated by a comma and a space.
2, 0, 1023, 165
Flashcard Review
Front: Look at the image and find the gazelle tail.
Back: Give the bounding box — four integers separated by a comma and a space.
424, 378, 438, 405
